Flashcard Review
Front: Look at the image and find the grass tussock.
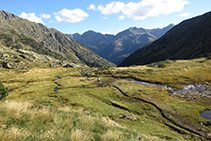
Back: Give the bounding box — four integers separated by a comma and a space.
0, 101, 138, 141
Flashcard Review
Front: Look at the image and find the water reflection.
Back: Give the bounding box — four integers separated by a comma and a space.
129, 80, 211, 96
8, 90, 13, 93
200, 110, 211, 120
130, 80, 174, 91
54, 87, 58, 92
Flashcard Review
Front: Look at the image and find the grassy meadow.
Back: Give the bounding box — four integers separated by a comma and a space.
0, 57, 211, 140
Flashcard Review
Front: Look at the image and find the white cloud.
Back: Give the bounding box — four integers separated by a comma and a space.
103, 17, 109, 20
97, 0, 189, 20
53, 8, 89, 23
20, 12, 44, 24
87, 4, 96, 11
40, 13, 51, 19
100, 31, 115, 35
176, 12, 190, 17
98, 2, 125, 15
119, 15, 125, 20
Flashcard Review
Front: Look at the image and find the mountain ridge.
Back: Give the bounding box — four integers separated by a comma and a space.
0, 10, 115, 68
67, 24, 174, 65
119, 11, 211, 67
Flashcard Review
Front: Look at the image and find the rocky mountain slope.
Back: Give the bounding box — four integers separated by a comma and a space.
119, 11, 211, 67
67, 24, 174, 65
0, 10, 115, 68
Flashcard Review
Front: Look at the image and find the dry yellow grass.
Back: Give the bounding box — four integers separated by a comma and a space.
100, 130, 124, 141
0, 101, 139, 140
70, 129, 93, 141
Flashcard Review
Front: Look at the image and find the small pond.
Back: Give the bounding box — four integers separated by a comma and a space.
8, 90, 13, 93
98, 83, 109, 87
200, 110, 211, 120
56, 76, 60, 80
54, 87, 58, 92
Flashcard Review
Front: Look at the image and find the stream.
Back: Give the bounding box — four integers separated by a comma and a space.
8, 82, 29, 93
128, 80, 211, 120
130, 80, 174, 91
129, 80, 211, 97
51, 77, 211, 120
54, 76, 60, 92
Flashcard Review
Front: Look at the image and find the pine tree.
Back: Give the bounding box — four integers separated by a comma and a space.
0, 80, 8, 101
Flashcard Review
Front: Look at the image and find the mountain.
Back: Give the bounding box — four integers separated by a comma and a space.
67, 31, 115, 56
67, 24, 174, 65
119, 11, 211, 67
0, 10, 115, 68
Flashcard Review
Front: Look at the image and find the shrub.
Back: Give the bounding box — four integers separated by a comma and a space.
0, 80, 8, 101
206, 56, 211, 60
148, 60, 173, 68
147, 69, 154, 73
97, 66, 110, 71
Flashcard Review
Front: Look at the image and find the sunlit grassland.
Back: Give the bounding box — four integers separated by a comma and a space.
113, 58, 211, 89
58, 76, 98, 88
112, 80, 211, 131
0, 102, 139, 141
1, 57, 211, 140
0, 67, 165, 140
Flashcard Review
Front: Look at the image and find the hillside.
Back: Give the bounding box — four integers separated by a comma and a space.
0, 10, 115, 68
119, 11, 211, 67
67, 24, 174, 65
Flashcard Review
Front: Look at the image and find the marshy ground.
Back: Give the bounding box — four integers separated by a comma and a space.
0, 57, 211, 140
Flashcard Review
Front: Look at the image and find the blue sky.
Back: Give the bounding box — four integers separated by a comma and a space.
1, 0, 211, 35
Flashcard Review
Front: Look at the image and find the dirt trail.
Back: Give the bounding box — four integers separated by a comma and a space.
112, 85, 210, 140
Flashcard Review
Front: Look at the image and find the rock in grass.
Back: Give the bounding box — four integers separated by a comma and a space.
2, 62, 11, 69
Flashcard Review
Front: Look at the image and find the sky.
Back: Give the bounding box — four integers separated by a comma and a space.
1, 0, 211, 35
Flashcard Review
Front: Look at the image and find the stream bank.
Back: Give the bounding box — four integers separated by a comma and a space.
128, 79, 211, 121
129, 80, 211, 98
112, 84, 211, 140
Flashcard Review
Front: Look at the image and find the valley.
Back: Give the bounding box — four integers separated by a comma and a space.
1, 57, 211, 140
0, 8, 211, 141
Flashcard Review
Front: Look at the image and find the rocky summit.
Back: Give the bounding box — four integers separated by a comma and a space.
0, 10, 115, 69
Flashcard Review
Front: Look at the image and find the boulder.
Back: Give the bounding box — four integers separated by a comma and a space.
148, 64, 160, 68
63, 63, 75, 68
2, 53, 10, 58
2, 62, 12, 69
118, 113, 137, 121
49, 63, 60, 67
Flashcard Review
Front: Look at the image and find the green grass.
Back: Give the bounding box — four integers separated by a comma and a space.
0, 102, 139, 140
1, 57, 211, 140
113, 58, 211, 89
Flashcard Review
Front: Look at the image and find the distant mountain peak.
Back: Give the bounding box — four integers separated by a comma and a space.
119, 11, 211, 67
67, 24, 174, 65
